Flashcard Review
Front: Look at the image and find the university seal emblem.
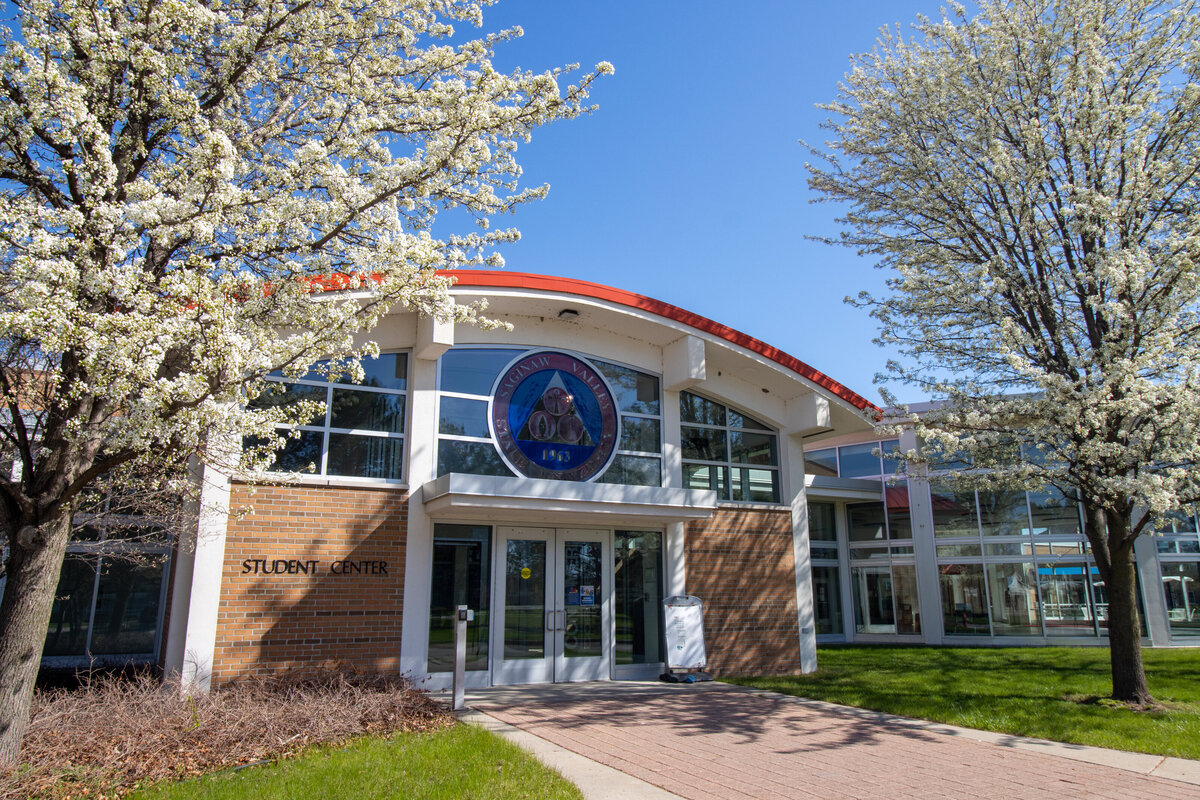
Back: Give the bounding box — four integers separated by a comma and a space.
490, 351, 620, 481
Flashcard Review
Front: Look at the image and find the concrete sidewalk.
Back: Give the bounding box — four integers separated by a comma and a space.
461, 681, 1200, 800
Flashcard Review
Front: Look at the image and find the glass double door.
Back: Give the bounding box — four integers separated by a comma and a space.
492, 527, 612, 685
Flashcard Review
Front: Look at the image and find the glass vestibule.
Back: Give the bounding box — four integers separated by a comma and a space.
427, 523, 666, 684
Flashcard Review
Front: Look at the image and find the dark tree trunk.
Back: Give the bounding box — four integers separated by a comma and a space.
1105, 541, 1152, 704
0, 512, 72, 769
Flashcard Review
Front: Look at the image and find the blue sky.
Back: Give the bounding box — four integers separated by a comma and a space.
468, 0, 959, 404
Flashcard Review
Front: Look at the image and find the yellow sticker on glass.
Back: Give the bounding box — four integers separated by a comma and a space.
520, 567, 532, 580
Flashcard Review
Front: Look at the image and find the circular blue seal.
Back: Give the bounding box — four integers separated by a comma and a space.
489, 351, 620, 481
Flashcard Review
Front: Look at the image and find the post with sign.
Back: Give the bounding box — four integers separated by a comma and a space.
452, 605, 473, 710
661, 595, 713, 683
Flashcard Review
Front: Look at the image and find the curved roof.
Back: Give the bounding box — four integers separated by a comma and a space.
445, 271, 877, 413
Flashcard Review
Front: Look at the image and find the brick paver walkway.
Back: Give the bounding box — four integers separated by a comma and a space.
475, 689, 1200, 799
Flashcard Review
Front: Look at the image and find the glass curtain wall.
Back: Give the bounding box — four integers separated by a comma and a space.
929, 476, 1136, 638
1155, 510, 1200, 638
818, 439, 921, 636
808, 502, 842, 636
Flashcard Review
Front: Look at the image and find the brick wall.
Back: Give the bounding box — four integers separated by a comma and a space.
210, 483, 408, 682
684, 507, 802, 676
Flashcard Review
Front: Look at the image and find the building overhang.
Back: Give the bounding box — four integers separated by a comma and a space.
804, 474, 885, 501
421, 473, 719, 527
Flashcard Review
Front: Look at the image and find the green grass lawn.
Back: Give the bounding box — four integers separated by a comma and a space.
726, 645, 1200, 760
130, 723, 581, 800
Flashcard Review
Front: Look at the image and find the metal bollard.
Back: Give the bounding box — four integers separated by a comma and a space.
452, 604, 472, 710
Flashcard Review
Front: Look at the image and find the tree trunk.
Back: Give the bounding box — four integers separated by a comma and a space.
0, 512, 72, 769
1105, 541, 1153, 704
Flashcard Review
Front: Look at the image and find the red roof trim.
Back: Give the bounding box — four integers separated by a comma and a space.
442, 271, 877, 413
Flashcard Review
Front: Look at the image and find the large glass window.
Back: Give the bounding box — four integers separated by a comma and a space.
986, 562, 1041, 635
940, 564, 989, 635
252, 352, 409, 480
614, 531, 665, 665
802, 439, 902, 478
428, 524, 491, 672
1161, 561, 1200, 637
42, 553, 167, 660
812, 566, 843, 635
436, 348, 663, 486
680, 391, 780, 503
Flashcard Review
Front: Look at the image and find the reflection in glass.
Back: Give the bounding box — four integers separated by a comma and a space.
615, 532, 664, 664
804, 447, 838, 477
437, 440, 514, 477
1161, 561, 1200, 636
839, 442, 882, 478
730, 467, 778, 503
504, 540, 546, 659
597, 455, 661, 487
809, 502, 837, 542
1039, 563, 1095, 635
893, 564, 921, 634
326, 434, 403, 479
885, 482, 912, 539
730, 431, 776, 465
813, 565, 843, 635
354, 353, 408, 390
930, 480, 978, 537
330, 389, 404, 433
847, 502, 887, 541
89, 558, 164, 655
249, 382, 326, 423
683, 463, 727, 495
681, 426, 727, 461
563, 541, 603, 659
43, 557, 98, 657
438, 396, 490, 438
250, 429, 323, 473
439, 348, 525, 396
1029, 487, 1081, 536
940, 564, 989, 635
979, 490, 1029, 537
428, 525, 491, 672
594, 360, 660, 415
680, 391, 726, 426
986, 562, 1041, 635
851, 565, 894, 633
619, 417, 661, 454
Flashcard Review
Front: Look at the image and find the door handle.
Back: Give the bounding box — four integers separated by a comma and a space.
558, 608, 566, 631
546, 610, 555, 631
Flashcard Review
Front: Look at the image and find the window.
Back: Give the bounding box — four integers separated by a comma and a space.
803, 439, 902, 478
680, 391, 780, 503
436, 348, 663, 486
252, 353, 409, 481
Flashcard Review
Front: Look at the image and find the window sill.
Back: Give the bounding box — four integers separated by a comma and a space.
234, 472, 409, 491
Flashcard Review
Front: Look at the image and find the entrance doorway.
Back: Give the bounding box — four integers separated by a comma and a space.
491, 527, 612, 685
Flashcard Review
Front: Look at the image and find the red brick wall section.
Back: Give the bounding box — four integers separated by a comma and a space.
684, 507, 801, 676
210, 483, 408, 683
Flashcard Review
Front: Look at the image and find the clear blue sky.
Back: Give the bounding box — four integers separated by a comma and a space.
469, 0, 959, 405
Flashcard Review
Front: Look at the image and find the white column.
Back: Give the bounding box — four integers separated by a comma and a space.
399, 354, 440, 680
179, 465, 232, 693
787, 436, 818, 672
903, 429, 943, 644
1134, 534, 1169, 645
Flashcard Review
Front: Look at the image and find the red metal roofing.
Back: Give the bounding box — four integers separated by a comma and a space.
443, 270, 877, 413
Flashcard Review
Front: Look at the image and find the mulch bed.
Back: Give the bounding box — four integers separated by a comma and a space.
2, 668, 454, 799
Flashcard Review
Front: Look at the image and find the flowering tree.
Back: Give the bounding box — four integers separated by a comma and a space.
809, 0, 1200, 703
0, 0, 610, 765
